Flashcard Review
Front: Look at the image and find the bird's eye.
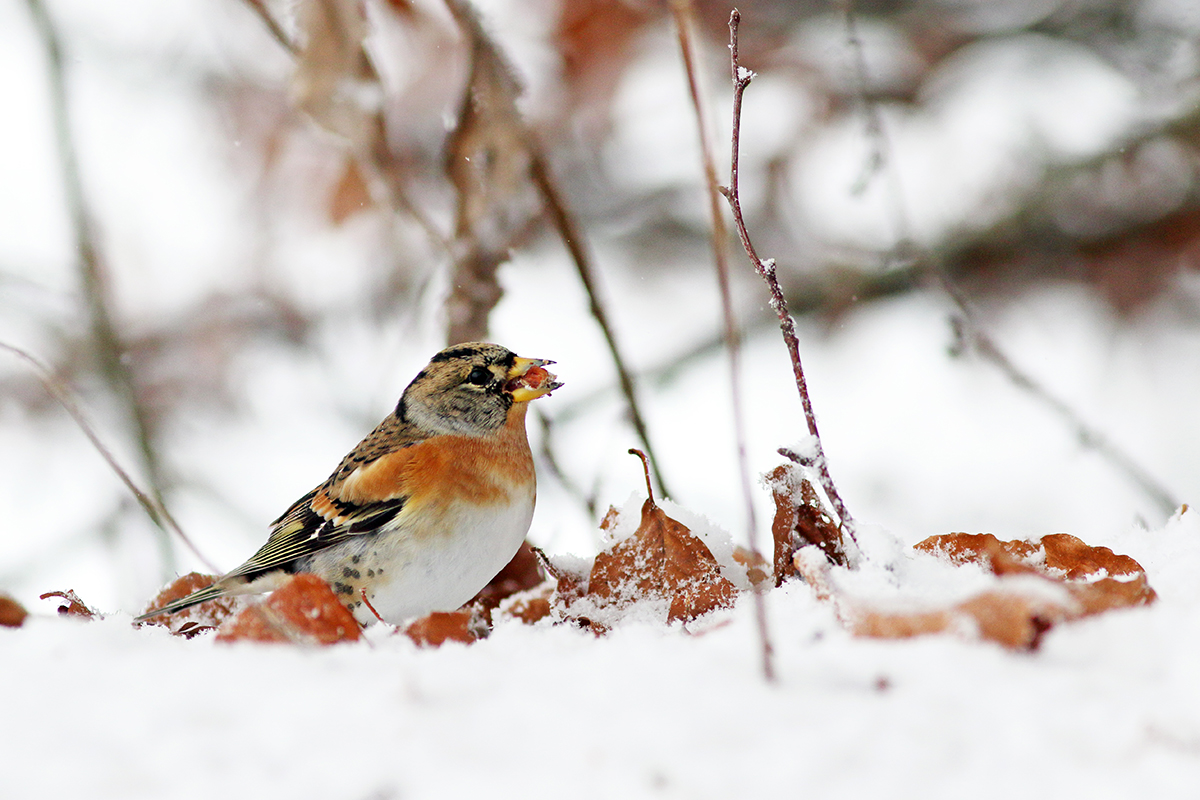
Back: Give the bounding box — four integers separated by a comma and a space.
466, 366, 492, 386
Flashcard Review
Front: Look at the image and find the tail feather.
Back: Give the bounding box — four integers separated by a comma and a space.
134, 582, 229, 623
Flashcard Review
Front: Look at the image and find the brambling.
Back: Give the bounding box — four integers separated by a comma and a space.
137, 342, 561, 627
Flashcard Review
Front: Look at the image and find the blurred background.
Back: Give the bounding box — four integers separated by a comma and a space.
1, 0, 1197, 614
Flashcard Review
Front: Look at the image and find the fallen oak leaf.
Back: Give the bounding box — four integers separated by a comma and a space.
404, 608, 488, 648
0, 594, 28, 628
1041, 532, 1149, 580
847, 589, 1062, 650
793, 546, 1063, 650
217, 574, 362, 645
913, 532, 1040, 574
137, 572, 240, 636
766, 462, 849, 581
916, 532, 1157, 615
798, 532, 1156, 651
585, 450, 737, 624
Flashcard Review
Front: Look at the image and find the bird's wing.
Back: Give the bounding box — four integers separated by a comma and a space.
223, 418, 428, 583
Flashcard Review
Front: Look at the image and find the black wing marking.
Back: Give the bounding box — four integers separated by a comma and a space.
225, 489, 408, 584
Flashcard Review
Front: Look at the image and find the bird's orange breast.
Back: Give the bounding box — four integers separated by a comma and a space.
336, 403, 535, 512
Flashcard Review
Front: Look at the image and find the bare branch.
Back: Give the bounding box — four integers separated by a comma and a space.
241, 0, 298, 56
722, 9, 858, 544
834, 0, 1178, 518
438, 0, 672, 495
672, 0, 774, 683
0, 343, 217, 572
442, 0, 530, 345
951, 318, 1179, 516
528, 151, 672, 501
26, 0, 178, 573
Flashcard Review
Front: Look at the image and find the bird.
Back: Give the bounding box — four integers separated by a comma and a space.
137, 342, 561, 627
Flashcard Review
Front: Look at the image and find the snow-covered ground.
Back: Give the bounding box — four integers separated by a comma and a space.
5, 508, 1200, 800
3, 1, 1199, 797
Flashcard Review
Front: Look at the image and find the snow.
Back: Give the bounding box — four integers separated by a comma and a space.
6, 510, 1200, 799
3, 2, 1200, 798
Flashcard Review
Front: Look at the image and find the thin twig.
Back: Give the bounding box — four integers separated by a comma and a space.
0, 343, 217, 571
438, 0, 671, 495
951, 318, 1179, 516
26, 0, 177, 573
938, 267, 1177, 516
835, 0, 1178, 517
721, 9, 857, 543
242, 0, 298, 55
529, 150, 672, 501
671, 0, 774, 683
628, 448, 656, 503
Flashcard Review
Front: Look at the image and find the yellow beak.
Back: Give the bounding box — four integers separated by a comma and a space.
506, 356, 562, 403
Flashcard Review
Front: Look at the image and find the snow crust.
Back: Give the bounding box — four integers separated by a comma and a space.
5, 511, 1200, 799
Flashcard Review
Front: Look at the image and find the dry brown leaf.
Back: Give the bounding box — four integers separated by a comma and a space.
404, 608, 486, 648
499, 583, 554, 625
587, 497, 737, 624
916, 532, 1157, 616
845, 590, 1060, 650
39, 590, 96, 619
0, 594, 28, 628
138, 572, 239, 637
216, 574, 361, 645
914, 532, 1040, 575
766, 464, 849, 581
732, 546, 771, 591
802, 532, 1157, 651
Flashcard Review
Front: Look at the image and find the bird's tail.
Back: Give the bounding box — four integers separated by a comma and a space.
134, 581, 228, 623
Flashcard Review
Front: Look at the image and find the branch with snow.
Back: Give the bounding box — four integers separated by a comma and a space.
719, 8, 858, 546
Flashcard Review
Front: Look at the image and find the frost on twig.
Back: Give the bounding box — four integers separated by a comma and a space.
721, 8, 857, 551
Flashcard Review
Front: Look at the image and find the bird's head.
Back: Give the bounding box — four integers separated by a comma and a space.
399, 342, 561, 436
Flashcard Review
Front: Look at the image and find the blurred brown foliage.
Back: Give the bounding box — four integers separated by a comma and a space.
7, 0, 1196, 590
14, 0, 1195, 422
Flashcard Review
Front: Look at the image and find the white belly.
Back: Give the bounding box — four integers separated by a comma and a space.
315, 486, 535, 626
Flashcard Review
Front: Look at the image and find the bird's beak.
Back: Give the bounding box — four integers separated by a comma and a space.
506, 357, 563, 403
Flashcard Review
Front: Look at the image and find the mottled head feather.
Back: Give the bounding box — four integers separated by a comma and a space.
400, 342, 518, 437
